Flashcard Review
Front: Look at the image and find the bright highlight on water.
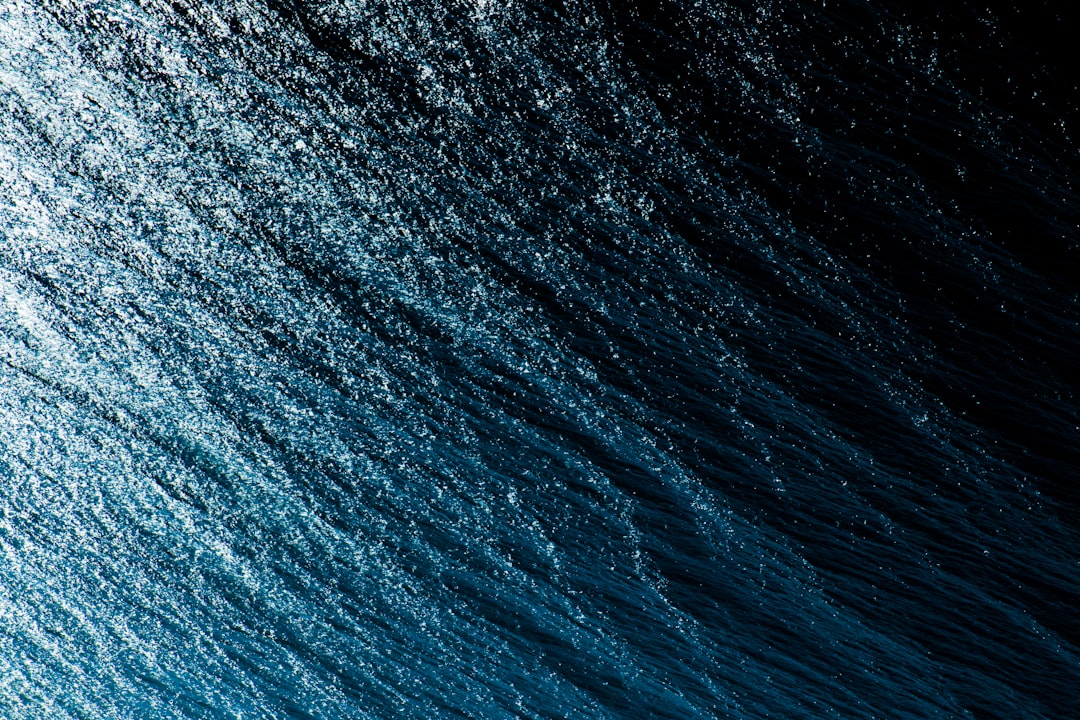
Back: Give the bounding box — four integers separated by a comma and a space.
1, 1, 1077, 718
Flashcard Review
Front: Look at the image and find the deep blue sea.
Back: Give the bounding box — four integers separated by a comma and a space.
1, 1, 1077, 717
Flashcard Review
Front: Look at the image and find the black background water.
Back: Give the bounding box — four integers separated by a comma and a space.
1, 1, 1077, 717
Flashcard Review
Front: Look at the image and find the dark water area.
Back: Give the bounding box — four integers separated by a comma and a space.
1, 0, 1077, 718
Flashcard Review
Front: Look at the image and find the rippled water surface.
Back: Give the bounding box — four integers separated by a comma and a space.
1, 1, 1077, 717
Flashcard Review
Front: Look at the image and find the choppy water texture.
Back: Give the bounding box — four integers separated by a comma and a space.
1, 1, 1078, 717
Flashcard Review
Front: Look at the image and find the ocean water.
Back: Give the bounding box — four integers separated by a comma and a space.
1, 1, 1077, 718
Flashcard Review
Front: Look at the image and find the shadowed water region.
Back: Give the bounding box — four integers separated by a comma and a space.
1, 1, 1077, 717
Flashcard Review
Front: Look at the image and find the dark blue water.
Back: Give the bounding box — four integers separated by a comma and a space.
1, 1, 1077, 717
